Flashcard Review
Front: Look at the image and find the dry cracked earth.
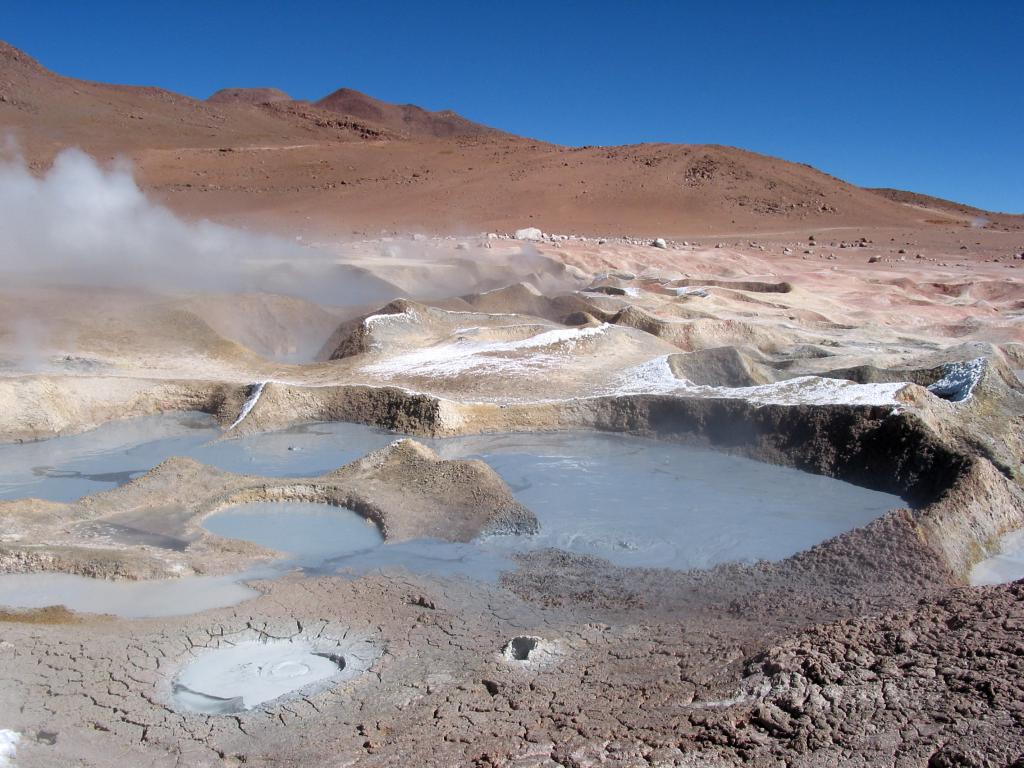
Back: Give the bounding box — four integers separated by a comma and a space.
1, 231, 1024, 767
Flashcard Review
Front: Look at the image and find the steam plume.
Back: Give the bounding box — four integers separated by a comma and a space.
0, 147, 306, 294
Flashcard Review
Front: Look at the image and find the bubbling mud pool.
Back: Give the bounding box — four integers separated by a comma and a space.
0, 412, 907, 616
170, 627, 381, 714
172, 639, 345, 714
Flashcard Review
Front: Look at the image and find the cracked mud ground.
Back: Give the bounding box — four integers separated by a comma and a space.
2, 569, 1022, 767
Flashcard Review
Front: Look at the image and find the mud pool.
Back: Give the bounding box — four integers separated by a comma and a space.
0, 412, 909, 615
0, 413, 221, 501
172, 640, 345, 714
0, 571, 258, 618
970, 529, 1024, 585
0, 413, 395, 501
429, 432, 902, 570
203, 502, 384, 566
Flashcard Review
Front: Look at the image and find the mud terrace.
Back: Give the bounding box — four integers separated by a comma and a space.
1, 236, 1023, 766
0, 438, 535, 580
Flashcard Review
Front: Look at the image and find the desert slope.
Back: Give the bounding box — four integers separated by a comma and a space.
1, 40, 1021, 238
315, 86, 509, 139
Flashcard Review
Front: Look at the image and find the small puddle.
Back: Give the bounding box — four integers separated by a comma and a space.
203, 502, 519, 582
0, 414, 396, 501
203, 502, 384, 566
170, 627, 381, 715
969, 529, 1024, 585
0, 572, 259, 618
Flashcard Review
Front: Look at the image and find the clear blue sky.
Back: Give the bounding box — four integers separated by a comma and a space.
5, 1, 1023, 212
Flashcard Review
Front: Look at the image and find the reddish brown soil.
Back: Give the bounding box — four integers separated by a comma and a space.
3, 40, 1021, 241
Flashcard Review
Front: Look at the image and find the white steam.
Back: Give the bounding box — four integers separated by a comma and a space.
0, 147, 308, 294
0, 730, 18, 768
0, 147, 573, 308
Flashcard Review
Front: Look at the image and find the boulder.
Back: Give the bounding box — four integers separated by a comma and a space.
514, 227, 543, 241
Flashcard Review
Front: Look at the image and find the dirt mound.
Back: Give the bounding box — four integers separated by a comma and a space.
321, 298, 430, 361
315, 87, 505, 139
818, 363, 942, 387
612, 306, 788, 353
179, 293, 344, 363
207, 87, 292, 105
608, 305, 669, 334
669, 278, 793, 294
320, 315, 373, 361
331, 439, 536, 540
667, 347, 776, 387
455, 283, 613, 324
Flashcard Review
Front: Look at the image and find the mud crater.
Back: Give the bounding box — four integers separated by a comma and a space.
170, 624, 380, 715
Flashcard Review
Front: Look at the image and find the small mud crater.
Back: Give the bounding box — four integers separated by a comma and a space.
504, 635, 541, 662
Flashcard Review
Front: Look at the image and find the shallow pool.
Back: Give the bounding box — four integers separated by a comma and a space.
203, 501, 519, 582
0, 571, 259, 618
428, 431, 901, 570
203, 502, 384, 566
0, 413, 220, 502
0, 413, 906, 616
0, 414, 396, 501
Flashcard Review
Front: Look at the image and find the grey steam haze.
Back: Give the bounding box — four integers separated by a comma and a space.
0, 146, 566, 306
0, 145, 575, 365
0, 146, 319, 295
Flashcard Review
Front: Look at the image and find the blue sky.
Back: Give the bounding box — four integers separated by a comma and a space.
5, 1, 1023, 212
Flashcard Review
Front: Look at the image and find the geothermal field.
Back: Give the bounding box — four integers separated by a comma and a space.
1, 37, 1024, 768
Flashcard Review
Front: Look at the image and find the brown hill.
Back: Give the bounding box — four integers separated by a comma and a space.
868, 187, 1022, 226
316, 87, 505, 139
207, 87, 292, 105
0, 41, 389, 157
2, 40, 1019, 238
